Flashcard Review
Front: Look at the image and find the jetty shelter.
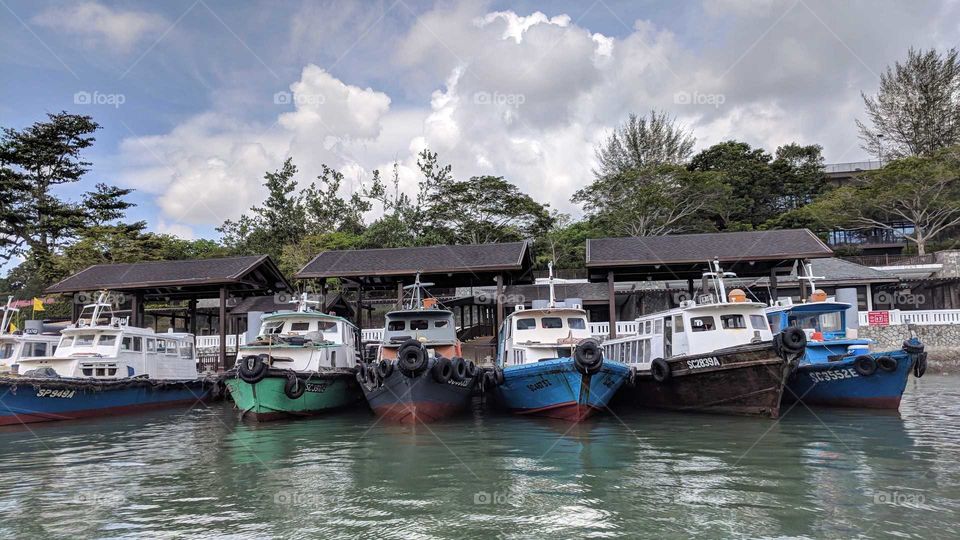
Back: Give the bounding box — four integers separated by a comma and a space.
586, 229, 835, 337
44, 255, 291, 370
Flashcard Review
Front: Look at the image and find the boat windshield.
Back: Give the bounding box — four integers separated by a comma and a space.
789, 311, 844, 334
0, 341, 14, 360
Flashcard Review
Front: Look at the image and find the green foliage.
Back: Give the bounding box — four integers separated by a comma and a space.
278, 232, 363, 278
858, 48, 960, 159
534, 212, 595, 269
594, 110, 695, 178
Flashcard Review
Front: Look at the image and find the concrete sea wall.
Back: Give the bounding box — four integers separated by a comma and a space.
859, 324, 960, 373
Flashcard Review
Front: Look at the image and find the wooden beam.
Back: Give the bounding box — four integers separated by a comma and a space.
188, 299, 197, 335
218, 286, 227, 372
770, 268, 779, 301
607, 271, 616, 339
495, 274, 504, 334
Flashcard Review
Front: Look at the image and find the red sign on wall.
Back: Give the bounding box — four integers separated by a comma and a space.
867, 311, 890, 326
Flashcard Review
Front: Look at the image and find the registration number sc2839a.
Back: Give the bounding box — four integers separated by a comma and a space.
686, 357, 721, 370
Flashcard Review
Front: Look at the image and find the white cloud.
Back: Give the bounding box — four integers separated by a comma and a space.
114, 1, 960, 232
32, 1, 168, 52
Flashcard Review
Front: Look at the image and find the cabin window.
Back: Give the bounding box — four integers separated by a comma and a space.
156, 340, 166, 353
318, 321, 337, 332
98, 335, 117, 347
76, 334, 96, 346
180, 343, 193, 359
133, 337, 142, 352
654, 320, 662, 334
96, 368, 105, 376
567, 318, 586, 330
107, 368, 117, 376
0, 344, 13, 359
750, 315, 768, 331
388, 321, 405, 331
516, 318, 536, 330
331, 350, 337, 367
264, 321, 284, 335
541, 317, 563, 329
146, 339, 156, 352
434, 320, 449, 328
768, 313, 783, 331
690, 316, 715, 332
121, 337, 133, 350
82, 368, 93, 376
644, 321, 652, 334
290, 322, 311, 332
674, 316, 684, 333
165, 341, 178, 355
410, 320, 429, 330
721, 315, 747, 329
26, 342, 47, 357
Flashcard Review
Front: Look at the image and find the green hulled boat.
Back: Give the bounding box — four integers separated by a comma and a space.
225, 294, 363, 421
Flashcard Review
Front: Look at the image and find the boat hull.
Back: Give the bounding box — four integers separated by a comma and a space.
362, 359, 477, 424
0, 377, 211, 426
225, 369, 361, 422
784, 348, 917, 409
494, 358, 631, 422
618, 342, 798, 419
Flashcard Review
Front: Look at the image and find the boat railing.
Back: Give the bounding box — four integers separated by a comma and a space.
589, 321, 640, 338
195, 334, 247, 350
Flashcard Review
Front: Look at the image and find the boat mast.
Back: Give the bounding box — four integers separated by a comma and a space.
403, 272, 434, 310
798, 262, 824, 301
0, 296, 18, 336
292, 291, 320, 313
703, 259, 737, 304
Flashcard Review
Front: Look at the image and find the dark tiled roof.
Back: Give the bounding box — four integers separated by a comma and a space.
786, 257, 897, 283
295, 241, 531, 279
587, 229, 831, 266
45, 255, 291, 297
504, 282, 612, 303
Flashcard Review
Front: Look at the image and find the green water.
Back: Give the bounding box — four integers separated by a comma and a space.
1, 375, 958, 539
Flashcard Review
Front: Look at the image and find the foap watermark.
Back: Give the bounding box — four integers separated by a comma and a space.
73, 490, 127, 506
474, 291, 526, 306
873, 490, 926, 507
273, 91, 325, 106
873, 290, 926, 308
74, 291, 127, 305
674, 90, 725, 109
273, 291, 322, 306
273, 490, 344, 507
73, 90, 125, 109
473, 91, 525, 108
473, 487, 524, 506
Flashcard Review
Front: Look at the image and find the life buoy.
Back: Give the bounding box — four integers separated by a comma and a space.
238, 354, 268, 384
450, 357, 468, 381
376, 359, 394, 379
780, 327, 807, 354
651, 358, 671, 383
397, 339, 429, 376
432, 357, 453, 383
283, 372, 306, 399
574, 339, 603, 374
853, 355, 877, 376
876, 356, 898, 372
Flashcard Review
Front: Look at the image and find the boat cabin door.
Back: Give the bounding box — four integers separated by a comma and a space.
663, 316, 673, 357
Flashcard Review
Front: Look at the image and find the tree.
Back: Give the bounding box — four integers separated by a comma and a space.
688, 141, 774, 229
0, 112, 106, 284
534, 212, 594, 269
83, 183, 136, 226
302, 165, 371, 235
857, 48, 960, 159
802, 148, 960, 255
573, 164, 727, 237
594, 110, 695, 179
770, 143, 829, 212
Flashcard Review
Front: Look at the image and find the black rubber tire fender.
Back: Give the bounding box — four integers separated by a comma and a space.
238, 355, 268, 384
853, 355, 877, 376
432, 357, 453, 383
903, 339, 924, 355
780, 327, 807, 353
914, 352, 928, 378
465, 360, 479, 378
651, 358, 671, 383
397, 339, 429, 376
450, 357, 468, 381
494, 366, 505, 386
574, 339, 603, 374
876, 355, 898, 372
376, 359, 394, 380
283, 372, 306, 399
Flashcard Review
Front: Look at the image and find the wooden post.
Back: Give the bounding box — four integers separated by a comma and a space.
218, 286, 227, 373
188, 299, 197, 335
770, 268, 779, 302
357, 285, 364, 329
128, 293, 141, 327
71, 295, 81, 322
607, 271, 616, 339
495, 274, 504, 334
396, 281, 404, 309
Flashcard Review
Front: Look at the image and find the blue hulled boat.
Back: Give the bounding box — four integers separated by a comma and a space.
485, 264, 631, 422
0, 292, 212, 426
767, 281, 926, 410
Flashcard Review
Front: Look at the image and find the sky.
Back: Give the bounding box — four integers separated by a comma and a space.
1, 0, 959, 242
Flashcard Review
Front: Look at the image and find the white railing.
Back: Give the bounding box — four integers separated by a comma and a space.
858, 309, 960, 326
590, 321, 641, 338
195, 334, 247, 349
361, 328, 384, 342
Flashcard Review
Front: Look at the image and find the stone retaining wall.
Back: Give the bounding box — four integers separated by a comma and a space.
859, 324, 960, 372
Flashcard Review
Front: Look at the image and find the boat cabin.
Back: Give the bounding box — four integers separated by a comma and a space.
767, 298, 869, 363
377, 275, 461, 360
498, 305, 592, 366
15, 293, 199, 380
603, 261, 774, 369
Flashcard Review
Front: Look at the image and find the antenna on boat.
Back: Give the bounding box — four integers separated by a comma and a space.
291, 291, 320, 313
403, 272, 434, 310
702, 259, 737, 303
533, 261, 585, 308
0, 296, 19, 335
798, 262, 825, 301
